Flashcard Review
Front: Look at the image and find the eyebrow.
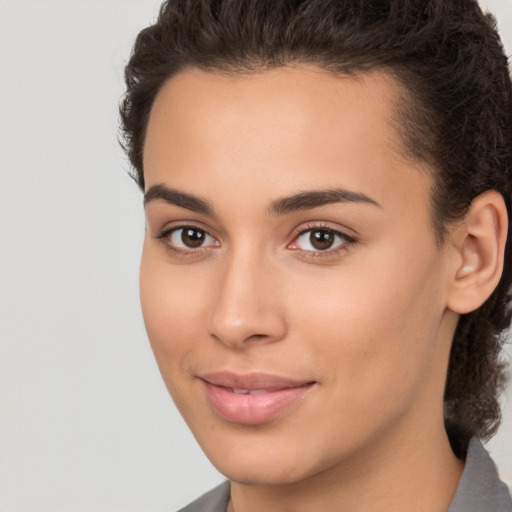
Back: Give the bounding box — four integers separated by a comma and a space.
269, 188, 382, 215
143, 184, 381, 216
144, 184, 214, 215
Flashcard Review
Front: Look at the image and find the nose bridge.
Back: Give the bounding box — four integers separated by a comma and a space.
208, 244, 286, 348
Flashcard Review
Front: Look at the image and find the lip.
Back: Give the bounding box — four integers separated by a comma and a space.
200, 371, 316, 425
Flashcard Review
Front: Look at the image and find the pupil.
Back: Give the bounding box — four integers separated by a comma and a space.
182, 228, 205, 248
310, 230, 334, 250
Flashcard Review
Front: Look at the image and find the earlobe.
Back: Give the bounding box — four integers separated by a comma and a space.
447, 190, 508, 314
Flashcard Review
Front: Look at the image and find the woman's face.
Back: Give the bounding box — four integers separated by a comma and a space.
140, 67, 459, 484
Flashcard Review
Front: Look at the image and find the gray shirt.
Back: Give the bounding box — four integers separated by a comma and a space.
178, 438, 512, 512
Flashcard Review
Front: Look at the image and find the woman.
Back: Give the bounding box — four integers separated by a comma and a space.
120, 1, 512, 510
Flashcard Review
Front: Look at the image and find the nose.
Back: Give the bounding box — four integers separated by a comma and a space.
208, 250, 287, 349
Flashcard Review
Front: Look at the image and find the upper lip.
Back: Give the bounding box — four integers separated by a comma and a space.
200, 371, 315, 390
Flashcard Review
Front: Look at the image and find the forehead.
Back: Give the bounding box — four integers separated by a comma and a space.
145, 66, 409, 170
143, 66, 432, 220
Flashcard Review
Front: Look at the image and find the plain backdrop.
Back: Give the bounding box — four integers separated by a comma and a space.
0, 1, 511, 510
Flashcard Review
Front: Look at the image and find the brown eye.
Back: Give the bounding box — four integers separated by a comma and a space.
166, 227, 218, 249
181, 228, 206, 248
309, 230, 336, 250
290, 227, 352, 253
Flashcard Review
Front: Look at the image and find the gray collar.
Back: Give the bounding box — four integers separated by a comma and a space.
178, 481, 230, 512
447, 437, 511, 511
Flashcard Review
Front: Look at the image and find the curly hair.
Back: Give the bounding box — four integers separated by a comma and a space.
120, 0, 512, 456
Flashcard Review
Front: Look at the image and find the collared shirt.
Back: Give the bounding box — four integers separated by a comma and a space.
178, 438, 512, 512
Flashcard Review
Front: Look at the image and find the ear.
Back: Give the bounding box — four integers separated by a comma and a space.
447, 190, 508, 315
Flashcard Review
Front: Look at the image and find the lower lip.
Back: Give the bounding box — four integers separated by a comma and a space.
202, 381, 315, 425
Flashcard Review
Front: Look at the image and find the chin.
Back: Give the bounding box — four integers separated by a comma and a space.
195, 428, 329, 487
214, 458, 310, 487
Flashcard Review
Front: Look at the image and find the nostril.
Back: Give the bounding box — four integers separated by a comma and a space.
209, 330, 282, 348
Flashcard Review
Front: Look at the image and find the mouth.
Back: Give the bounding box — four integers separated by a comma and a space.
200, 371, 316, 425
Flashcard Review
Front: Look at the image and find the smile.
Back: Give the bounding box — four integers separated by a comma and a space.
200, 372, 316, 425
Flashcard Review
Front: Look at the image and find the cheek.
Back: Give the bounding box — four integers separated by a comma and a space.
277, 256, 446, 459
290, 244, 445, 401
139, 242, 209, 374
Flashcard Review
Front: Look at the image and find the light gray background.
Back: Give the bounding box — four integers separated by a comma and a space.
0, 1, 511, 510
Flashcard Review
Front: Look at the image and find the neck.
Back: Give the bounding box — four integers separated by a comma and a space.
229, 419, 464, 512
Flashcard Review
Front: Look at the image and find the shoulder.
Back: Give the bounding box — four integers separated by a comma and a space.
177, 481, 231, 512
448, 438, 512, 512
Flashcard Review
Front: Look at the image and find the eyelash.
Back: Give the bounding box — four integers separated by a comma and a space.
154, 223, 357, 260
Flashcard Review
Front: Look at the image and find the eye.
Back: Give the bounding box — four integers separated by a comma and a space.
289, 227, 353, 252
161, 226, 218, 250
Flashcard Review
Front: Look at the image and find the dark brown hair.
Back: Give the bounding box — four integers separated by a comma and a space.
120, 0, 512, 456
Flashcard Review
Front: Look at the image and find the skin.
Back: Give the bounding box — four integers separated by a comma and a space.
140, 66, 475, 512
